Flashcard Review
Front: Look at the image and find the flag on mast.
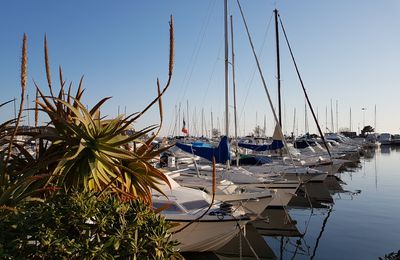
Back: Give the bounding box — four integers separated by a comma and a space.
182, 117, 188, 134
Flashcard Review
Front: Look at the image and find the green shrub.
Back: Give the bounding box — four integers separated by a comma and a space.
0, 191, 182, 259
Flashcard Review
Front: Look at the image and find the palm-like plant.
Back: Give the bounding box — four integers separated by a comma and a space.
28, 17, 175, 203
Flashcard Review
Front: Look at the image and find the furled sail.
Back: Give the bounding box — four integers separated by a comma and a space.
175, 136, 231, 164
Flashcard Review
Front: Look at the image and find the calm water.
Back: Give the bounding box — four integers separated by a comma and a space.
267, 146, 400, 259
185, 146, 400, 259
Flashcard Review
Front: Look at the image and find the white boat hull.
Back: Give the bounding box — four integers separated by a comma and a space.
170, 218, 248, 252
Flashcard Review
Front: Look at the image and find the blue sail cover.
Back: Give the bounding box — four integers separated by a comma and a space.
175, 136, 231, 164
238, 124, 284, 151
238, 140, 283, 151
231, 155, 273, 165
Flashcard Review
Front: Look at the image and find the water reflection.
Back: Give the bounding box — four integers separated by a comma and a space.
290, 182, 333, 206
391, 145, 400, 152
310, 206, 332, 260
185, 147, 400, 259
267, 175, 354, 259
183, 223, 277, 259
324, 176, 345, 194
380, 145, 391, 154
252, 208, 302, 237
362, 147, 376, 160
216, 223, 276, 259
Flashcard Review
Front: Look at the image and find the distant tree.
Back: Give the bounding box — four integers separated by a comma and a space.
361, 125, 374, 137
253, 125, 263, 137
212, 128, 221, 138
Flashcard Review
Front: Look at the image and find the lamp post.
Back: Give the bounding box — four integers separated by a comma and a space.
361, 107, 367, 127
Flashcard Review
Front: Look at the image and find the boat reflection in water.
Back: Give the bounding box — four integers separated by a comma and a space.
380, 145, 391, 154
181, 145, 400, 260
183, 172, 358, 259
183, 223, 277, 259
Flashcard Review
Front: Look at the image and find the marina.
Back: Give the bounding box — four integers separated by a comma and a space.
183, 146, 400, 259
1, 1, 400, 259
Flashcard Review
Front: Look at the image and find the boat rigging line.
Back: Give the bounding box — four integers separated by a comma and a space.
311, 205, 333, 259
277, 14, 332, 158
235, 0, 298, 172
238, 12, 274, 129
175, 0, 216, 107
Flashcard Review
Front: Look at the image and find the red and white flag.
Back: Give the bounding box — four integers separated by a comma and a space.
181, 118, 188, 134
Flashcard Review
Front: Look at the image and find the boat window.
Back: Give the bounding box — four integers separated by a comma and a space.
182, 200, 210, 211
153, 202, 185, 213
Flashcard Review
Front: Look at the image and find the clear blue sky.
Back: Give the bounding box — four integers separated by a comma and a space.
1, 0, 399, 136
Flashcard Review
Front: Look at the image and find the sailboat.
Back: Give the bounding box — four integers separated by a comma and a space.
174, 134, 299, 208
154, 1, 255, 252
174, 3, 302, 209
153, 174, 250, 252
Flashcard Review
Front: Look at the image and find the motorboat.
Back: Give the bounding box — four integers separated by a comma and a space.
153, 174, 250, 252
167, 169, 273, 216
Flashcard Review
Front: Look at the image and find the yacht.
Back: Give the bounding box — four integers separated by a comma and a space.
153, 175, 250, 252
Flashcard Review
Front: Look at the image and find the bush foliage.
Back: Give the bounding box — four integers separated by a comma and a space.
0, 191, 182, 259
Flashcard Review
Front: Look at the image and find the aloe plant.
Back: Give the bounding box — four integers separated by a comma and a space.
1, 16, 174, 206
26, 16, 175, 203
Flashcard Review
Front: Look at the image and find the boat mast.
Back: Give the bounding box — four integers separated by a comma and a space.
305, 98, 308, 133
26, 93, 30, 126
243, 111, 246, 136
173, 105, 177, 136
274, 9, 282, 126
336, 100, 339, 132
193, 107, 197, 136
330, 99, 334, 132
263, 115, 266, 137
211, 110, 214, 137
187, 100, 189, 136
201, 108, 204, 137
178, 102, 181, 135
374, 104, 377, 131
230, 15, 239, 167
255, 111, 258, 130
292, 107, 296, 139
224, 0, 230, 168
325, 105, 327, 133
350, 107, 352, 132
